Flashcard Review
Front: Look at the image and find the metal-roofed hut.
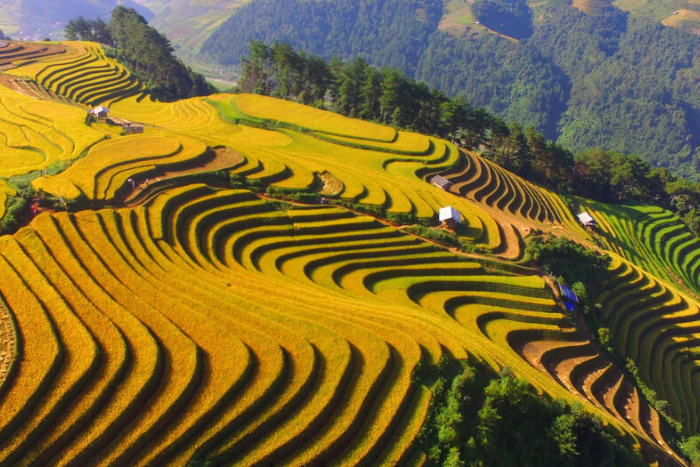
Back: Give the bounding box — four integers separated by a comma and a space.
439, 206, 462, 230
89, 106, 110, 119
577, 211, 598, 228
430, 175, 452, 191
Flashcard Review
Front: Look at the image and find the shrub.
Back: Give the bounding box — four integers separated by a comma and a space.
0, 185, 35, 235
680, 436, 700, 467
404, 225, 459, 248
386, 211, 414, 225
525, 234, 611, 286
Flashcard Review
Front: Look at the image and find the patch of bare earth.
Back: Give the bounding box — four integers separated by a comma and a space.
317, 170, 344, 196
0, 74, 73, 105
662, 9, 700, 35
572, 0, 612, 15
438, 6, 473, 36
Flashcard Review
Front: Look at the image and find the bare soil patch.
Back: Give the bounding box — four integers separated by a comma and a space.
316, 170, 344, 196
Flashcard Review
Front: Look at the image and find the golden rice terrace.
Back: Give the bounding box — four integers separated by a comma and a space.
0, 41, 696, 465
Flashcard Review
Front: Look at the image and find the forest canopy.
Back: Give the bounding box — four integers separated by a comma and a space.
471, 0, 534, 39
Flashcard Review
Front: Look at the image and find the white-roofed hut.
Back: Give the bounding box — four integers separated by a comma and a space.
577, 211, 598, 228
439, 206, 462, 230
89, 105, 110, 119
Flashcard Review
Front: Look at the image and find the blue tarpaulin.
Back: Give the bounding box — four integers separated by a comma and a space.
560, 285, 579, 304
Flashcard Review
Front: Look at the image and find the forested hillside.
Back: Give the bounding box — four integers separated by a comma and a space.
202, 0, 700, 180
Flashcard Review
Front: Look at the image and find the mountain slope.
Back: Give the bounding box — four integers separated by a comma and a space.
202, 0, 700, 180
0, 0, 153, 41
130, 0, 252, 61
0, 40, 696, 465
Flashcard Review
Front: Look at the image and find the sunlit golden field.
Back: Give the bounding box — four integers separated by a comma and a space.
0, 40, 693, 466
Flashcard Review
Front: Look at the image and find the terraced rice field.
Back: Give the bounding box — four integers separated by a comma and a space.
0, 42, 65, 69
4, 42, 145, 106
34, 132, 209, 202
572, 0, 612, 14
0, 40, 693, 465
440, 149, 585, 234
580, 200, 700, 298
0, 84, 105, 178
0, 184, 679, 465
110, 93, 506, 251
597, 254, 700, 437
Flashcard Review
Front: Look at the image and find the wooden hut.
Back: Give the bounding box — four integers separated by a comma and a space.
88, 105, 110, 119
430, 175, 452, 191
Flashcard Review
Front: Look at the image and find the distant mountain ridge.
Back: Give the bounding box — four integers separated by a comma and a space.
201, 0, 700, 180
129, 0, 252, 61
0, 0, 153, 40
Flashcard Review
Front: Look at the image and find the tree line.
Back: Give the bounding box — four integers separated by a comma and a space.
239, 40, 700, 237
65, 7, 214, 101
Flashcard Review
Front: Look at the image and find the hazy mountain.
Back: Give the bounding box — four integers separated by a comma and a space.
129, 0, 251, 61
0, 0, 153, 40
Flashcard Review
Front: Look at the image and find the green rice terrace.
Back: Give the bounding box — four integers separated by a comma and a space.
0, 40, 699, 465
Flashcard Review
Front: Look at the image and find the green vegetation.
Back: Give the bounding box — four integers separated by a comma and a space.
471, 0, 534, 39
680, 436, 700, 467
109, 7, 216, 100
418, 361, 644, 466
234, 42, 700, 238
525, 234, 611, 286
404, 225, 460, 248
0, 184, 34, 235
64, 17, 112, 44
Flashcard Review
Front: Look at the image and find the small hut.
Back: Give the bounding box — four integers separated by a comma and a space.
89, 105, 110, 119
123, 123, 144, 134
439, 206, 462, 230
577, 211, 597, 228
430, 175, 452, 191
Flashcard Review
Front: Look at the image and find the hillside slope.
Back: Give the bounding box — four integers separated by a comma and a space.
0, 40, 697, 465
130, 0, 252, 62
